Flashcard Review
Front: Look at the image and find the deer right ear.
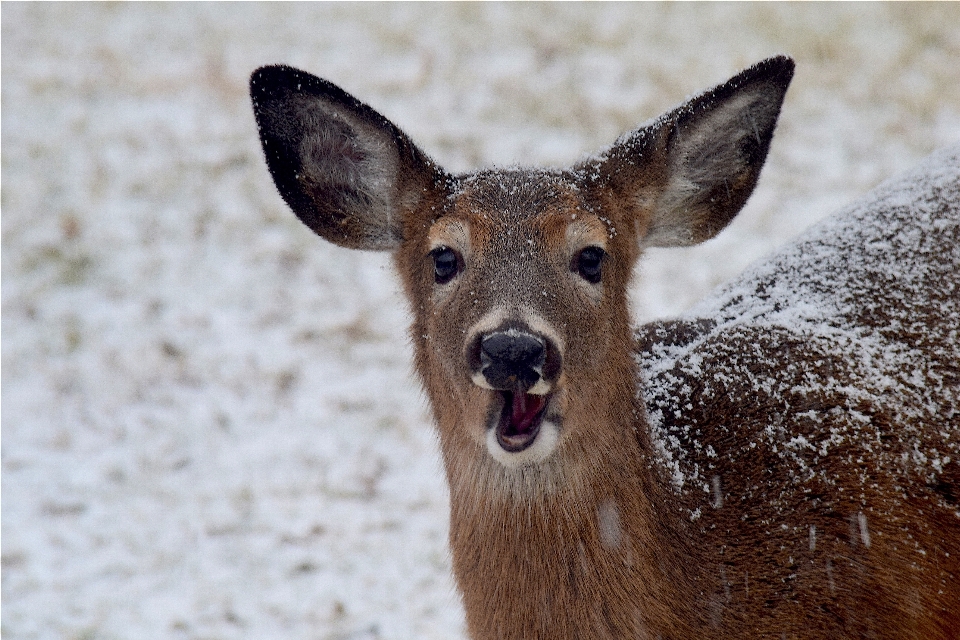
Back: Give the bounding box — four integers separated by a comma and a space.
582, 56, 795, 249
250, 66, 439, 250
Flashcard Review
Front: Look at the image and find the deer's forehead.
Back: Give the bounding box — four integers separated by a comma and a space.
427, 171, 607, 253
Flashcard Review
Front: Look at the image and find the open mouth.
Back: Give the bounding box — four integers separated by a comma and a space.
495, 390, 549, 452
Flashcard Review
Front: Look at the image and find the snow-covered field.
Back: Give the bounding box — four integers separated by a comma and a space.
3, 4, 959, 639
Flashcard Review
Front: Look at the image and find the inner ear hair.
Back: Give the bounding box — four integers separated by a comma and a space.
293, 95, 401, 243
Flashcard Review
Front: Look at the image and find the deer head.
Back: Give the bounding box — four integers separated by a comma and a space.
251, 57, 794, 485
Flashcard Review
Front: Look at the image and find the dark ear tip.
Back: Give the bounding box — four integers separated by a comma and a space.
744, 55, 796, 88
758, 54, 795, 71
249, 66, 374, 128
250, 65, 316, 101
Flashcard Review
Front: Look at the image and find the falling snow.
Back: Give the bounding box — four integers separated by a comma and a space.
4, 4, 960, 639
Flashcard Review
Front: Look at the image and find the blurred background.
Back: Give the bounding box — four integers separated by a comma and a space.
3, 4, 959, 639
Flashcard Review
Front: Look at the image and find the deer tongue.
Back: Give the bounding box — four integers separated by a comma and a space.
510, 390, 546, 435
496, 389, 549, 452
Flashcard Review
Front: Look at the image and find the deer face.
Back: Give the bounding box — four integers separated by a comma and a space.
394, 169, 642, 467
251, 57, 793, 470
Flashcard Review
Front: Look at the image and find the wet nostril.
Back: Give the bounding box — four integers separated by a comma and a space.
480, 332, 545, 369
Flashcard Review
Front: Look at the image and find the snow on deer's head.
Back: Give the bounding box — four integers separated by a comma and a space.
251, 57, 794, 477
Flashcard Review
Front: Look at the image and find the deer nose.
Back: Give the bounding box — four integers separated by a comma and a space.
479, 331, 546, 391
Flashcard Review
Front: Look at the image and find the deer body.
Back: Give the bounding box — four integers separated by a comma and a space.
251, 57, 960, 638
636, 145, 960, 638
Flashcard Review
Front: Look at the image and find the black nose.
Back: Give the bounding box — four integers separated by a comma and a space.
480, 331, 545, 390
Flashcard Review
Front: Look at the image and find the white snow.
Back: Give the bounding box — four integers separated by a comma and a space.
3, 4, 960, 639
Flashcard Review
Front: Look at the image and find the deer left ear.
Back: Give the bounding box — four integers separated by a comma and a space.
251, 66, 440, 251
582, 56, 795, 249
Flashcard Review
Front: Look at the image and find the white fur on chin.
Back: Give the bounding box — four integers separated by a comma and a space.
486, 421, 560, 468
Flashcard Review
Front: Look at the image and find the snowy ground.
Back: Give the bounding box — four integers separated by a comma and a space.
3, 4, 959, 639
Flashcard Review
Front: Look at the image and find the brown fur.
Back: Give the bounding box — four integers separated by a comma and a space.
251, 57, 959, 638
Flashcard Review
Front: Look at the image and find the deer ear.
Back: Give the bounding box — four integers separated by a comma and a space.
250, 66, 439, 250
584, 56, 794, 248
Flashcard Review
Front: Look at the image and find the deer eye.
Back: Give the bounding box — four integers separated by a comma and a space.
431, 246, 461, 284
574, 246, 605, 284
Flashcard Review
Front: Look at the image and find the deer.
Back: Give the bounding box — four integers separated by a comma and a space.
250, 56, 960, 639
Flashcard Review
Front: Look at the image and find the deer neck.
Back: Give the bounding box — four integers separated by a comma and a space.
439, 362, 704, 639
